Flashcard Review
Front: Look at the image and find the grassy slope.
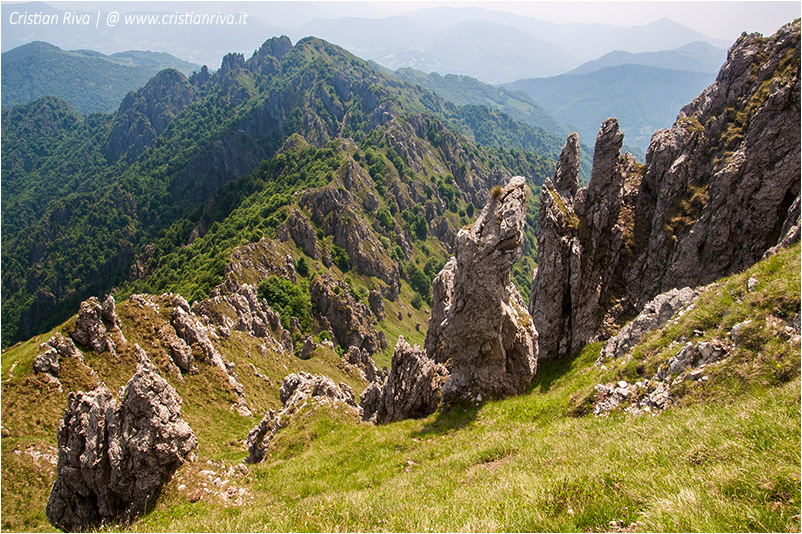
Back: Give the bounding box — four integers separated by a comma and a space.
1, 245, 800, 532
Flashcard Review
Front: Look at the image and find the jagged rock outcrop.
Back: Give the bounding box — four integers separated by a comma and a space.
363, 336, 448, 424
598, 287, 700, 362
170, 300, 251, 416
104, 69, 195, 162
531, 22, 801, 359
33, 333, 84, 376
194, 284, 284, 345
299, 336, 317, 360
425, 257, 456, 364
345, 345, 378, 382
286, 208, 319, 259
426, 177, 538, 405
245, 372, 360, 463
214, 238, 296, 294
310, 274, 383, 354
300, 164, 401, 298
71, 296, 123, 354
46, 360, 197, 531
367, 289, 385, 321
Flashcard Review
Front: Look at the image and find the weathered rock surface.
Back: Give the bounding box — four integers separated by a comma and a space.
368, 288, 385, 321
310, 274, 383, 354
246, 372, 360, 463
71, 297, 111, 353
346, 345, 378, 382
286, 208, 319, 259
300, 163, 400, 298
33, 333, 84, 377
594, 337, 731, 416
426, 177, 538, 405
598, 287, 700, 362
194, 284, 285, 347
46, 360, 197, 531
171, 302, 251, 416
215, 237, 296, 293
364, 336, 448, 424
531, 22, 801, 359
299, 336, 317, 360
425, 257, 456, 364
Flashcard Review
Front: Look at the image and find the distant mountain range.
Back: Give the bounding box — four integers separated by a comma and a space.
567, 41, 727, 75
504, 64, 716, 152
1, 41, 199, 113
2, 2, 731, 83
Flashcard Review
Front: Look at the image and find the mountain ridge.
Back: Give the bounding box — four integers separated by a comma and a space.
1, 41, 200, 114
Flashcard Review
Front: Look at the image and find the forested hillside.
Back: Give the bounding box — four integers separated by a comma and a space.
1, 36, 552, 348
1, 41, 199, 113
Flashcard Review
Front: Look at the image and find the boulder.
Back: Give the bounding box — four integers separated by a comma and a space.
33, 347, 60, 376
46, 360, 196, 531
33, 333, 84, 377
299, 336, 316, 360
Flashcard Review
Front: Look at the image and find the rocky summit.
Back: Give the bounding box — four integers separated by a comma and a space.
530, 21, 801, 359
428, 176, 538, 405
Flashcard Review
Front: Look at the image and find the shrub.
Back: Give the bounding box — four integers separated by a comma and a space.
331, 245, 351, 272
258, 276, 311, 332
295, 256, 310, 278
411, 293, 423, 310
490, 185, 503, 199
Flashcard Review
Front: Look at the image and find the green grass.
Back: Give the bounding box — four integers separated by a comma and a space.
2, 246, 800, 532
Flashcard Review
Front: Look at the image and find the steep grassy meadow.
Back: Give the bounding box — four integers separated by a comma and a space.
2, 244, 798, 532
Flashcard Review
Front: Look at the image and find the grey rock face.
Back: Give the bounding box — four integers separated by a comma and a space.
287, 208, 319, 260
368, 289, 385, 321
427, 177, 538, 405
424, 257, 456, 364
194, 284, 284, 344
310, 274, 381, 354
359, 382, 383, 422
365, 336, 448, 424
346, 345, 378, 382
299, 336, 317, 360
33, 347, 60, 376
598, 287, 700, 362
246, 372, 360, 463
531, 22, 801, 359
101, 295, 123, 332
72, 297, 110, 353
46, 361, 197, 531
33, 333, 84, 377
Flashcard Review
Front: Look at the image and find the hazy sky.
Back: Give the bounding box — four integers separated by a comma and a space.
10, 1, 798, 41
366, 1, 800, 41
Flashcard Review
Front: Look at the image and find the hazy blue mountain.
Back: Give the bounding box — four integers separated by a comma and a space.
1, 41, 200, 114
568, 41, 727, 75
504, 64, 716, 152
403, 7, 730, 61
391, 67, 568, 137
294, 17, 579, 83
